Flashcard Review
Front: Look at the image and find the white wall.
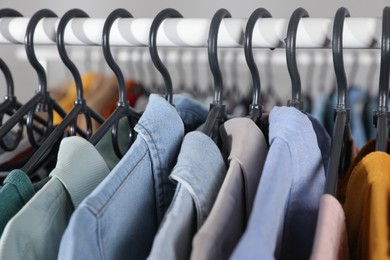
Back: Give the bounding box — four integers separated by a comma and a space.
0, 0, 386, 102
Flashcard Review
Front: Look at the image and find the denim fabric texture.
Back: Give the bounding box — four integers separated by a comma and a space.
173, 94, 209, 133
231, 106, 325, 260
58, 94, 208, 260
148, 131, 226, 260
96, 94, 208, 170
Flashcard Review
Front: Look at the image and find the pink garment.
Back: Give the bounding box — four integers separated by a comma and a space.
310, 194, 349, 260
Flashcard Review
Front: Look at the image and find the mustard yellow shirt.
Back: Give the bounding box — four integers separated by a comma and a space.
344, 151, 390, 260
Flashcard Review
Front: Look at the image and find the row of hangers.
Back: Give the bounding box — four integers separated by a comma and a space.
0, 7, 388, 199
0, 8, 138, 172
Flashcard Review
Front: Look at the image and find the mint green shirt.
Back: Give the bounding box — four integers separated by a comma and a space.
0, 170, 49, 236
0, 119, 128, 239
96, 117, 130, 170
0, 136, 111, 260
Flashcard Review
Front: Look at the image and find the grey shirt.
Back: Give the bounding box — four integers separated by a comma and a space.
191, 118, 268, 260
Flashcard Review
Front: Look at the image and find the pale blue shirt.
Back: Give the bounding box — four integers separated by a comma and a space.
147, 131, 226, 260
231, 106, 325, 260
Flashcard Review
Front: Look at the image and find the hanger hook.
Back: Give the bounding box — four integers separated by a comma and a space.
286, 7, 309, 109
0, 57, 23, 152
149, 8, 183, 104
103, 8, 133, 105
244, 8, 272, 118
333, 7, 350, 110
0, 9, 22, 97
374, 6, 390, 152
56, 9, 89, 102
25, 9, 57, 94
378, 6, 390, 110
0, 10, 22, 153
0, 58, 14, 100
208, 9, 232, 105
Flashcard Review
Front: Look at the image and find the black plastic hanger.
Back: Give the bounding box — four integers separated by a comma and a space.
243, 8, 272, 143
22, 9, 106, 174
0, 9, 22, 106
324, 7, 351, 196
0, 9, 68, 152
0, 57, 24, 151
285, 7, 309, 110
0, 10, 23, 151
149, 8, 183, 104
58, 9, 105, 136
374, 6, 390, 152
202, 9, 231, 138
0, 9, 86, 149
0, 9, 23, 122
244, 8, 271, 122
89, 8, 141, 159
0, 9, 32, 151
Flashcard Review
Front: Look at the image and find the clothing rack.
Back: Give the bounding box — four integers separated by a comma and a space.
0, 17, 380, 48
0, 7, 388, 260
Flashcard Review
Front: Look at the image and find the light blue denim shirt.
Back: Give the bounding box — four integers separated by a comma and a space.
58, 94, 208, 260
231, 106, 325, 260
173, 94, 209, 133
147, 131, 226, 260
95, 94, 208, 170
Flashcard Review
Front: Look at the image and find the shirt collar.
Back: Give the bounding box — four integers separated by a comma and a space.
169, 131, 226, 227
49, 136, 110, 208
135, 94, 185, 175
134, 94, 185, 219
269, 106, 316, 146
219, 118, 268, 216
173, 94, 208, 133
3, 169, 35, 203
